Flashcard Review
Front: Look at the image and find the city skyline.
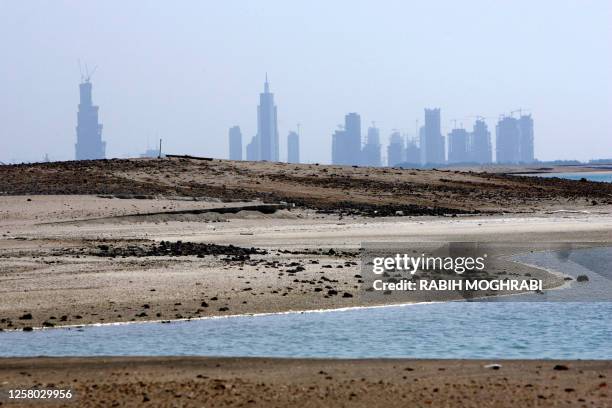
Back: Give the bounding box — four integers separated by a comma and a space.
1, 1, 610, 163
27, 69, 544, 166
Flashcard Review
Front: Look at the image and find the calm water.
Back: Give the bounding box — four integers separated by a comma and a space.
1, 248, 611, 359
522, 171, 612, 183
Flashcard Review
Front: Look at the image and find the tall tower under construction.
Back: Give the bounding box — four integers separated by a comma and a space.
75, 77, 105, 160
470, 119, 492, 164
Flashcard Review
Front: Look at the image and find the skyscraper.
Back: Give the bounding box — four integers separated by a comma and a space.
331, 128, 346, 165
496, 116, 520, 163
495, 114, 535, 164
246, 134, 259, 161
345, 113, 362, 165
361, 124, 381, 166
447, 128, 470, 164
228, 126, 242, 161
256, 75, 279, 161
75, 78, 105, 160
421, 108, 445, 165
405, 137, 420, 165
287, 130, 300, 163
470, 119, 492, 164
387, 131, 405, 167
331, 113, 362, 166
518, 114, 534, 163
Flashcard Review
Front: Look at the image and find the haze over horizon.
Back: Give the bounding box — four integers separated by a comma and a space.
1, 0, 610, 164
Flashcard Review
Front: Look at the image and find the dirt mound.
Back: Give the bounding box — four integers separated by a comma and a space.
2, 158, 611, 215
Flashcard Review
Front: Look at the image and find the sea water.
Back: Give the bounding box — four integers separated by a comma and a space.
1, 247, 611, 359
522, 171, 612, 183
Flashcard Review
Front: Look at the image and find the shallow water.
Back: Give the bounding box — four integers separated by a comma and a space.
522, 171, 612, 183
1, 248, 611, 359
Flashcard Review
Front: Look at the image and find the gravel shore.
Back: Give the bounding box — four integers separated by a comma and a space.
0, 357, 609, 407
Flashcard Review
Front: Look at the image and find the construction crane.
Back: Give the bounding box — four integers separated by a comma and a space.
466, 115, 493, 122
510, 108, 531, 117
450, 119, 466, 129
78, 60, 98, 83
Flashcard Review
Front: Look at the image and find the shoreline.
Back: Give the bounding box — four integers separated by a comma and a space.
1, 193, 611, 331
0, 246, 583, 333
1, 244, 583, 333
0, 202, 612, 331
0, 300, 443, 333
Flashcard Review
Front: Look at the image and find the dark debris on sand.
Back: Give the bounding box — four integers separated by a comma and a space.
93, 241, 266, 259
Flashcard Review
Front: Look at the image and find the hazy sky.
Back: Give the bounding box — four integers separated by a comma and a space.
1, 0, 610, 163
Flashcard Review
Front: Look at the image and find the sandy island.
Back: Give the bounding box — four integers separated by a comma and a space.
0, 158, 611, 330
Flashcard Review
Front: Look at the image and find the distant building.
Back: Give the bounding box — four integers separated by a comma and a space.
345, 113, 362, 165
405, 138, 420, 165
228, 126, 242, 161
246, 134, 259, 161
257, 75, 278, 161
447, 128, 470, 164
140, 148, 164, 158
331, 128, 346, 165
496, 116, 521, 163
75, 78, 105, 160
287, 131, 300, 163
420, 108, 445, 165
518, 115, 534, 163
331, 113, 362, 166
470, 119, 492, 164
361, 125, 381, 167
387, 131, 405, 167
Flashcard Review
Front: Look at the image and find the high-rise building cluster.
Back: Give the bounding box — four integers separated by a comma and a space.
330, 114, 386, 167
496, 114, 534, 164
445, 117, 493, 165
229, 75, 300, 164
331, 109, 533, 167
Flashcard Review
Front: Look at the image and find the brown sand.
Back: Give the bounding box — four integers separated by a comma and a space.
2, 158, 612, 215
0, 357, 609, 407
